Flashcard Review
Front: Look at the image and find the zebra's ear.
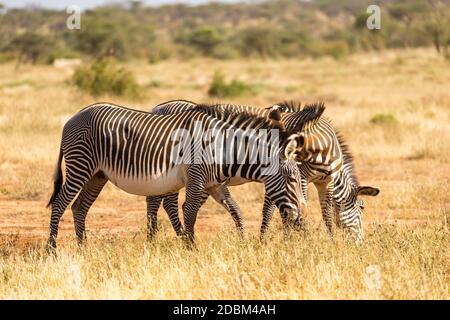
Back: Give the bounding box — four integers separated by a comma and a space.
268, 107, 282, 122
284, 133, 304, 160
357, 186, 380, 197
266, 104, 284, 113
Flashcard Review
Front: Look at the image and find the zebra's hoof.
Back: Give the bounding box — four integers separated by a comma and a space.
46, 243, 57, 256
181, 234, 197, 250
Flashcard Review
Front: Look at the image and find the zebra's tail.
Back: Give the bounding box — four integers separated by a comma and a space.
46, 146, 64, 208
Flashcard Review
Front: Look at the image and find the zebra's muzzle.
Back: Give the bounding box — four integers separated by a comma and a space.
286, 208, 299, 222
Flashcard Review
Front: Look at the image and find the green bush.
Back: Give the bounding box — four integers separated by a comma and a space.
188, 26, 222, 55
46, 49, 81, 65
235, 27, 281, 57
148, 45, 172, 64
211, 44, 240, 60
322, 40, 350, 59
370, 113, 398, 125
72, 58, 141, 98
7, 32, 52, 65
208, 71, 255, 98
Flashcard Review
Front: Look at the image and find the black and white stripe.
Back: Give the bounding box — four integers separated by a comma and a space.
47, 102, 315, 250
148, 100, 379, 241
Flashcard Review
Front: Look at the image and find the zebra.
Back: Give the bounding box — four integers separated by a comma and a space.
261, 133, 380, 243
147, 100, 379, 242
47, 102, 322, 250
146, 100, 337, 237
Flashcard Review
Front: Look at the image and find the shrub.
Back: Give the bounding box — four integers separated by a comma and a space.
211, 44, 240, 60
148, 45, 172, 64
72, 58, 141, 98
370, 113, 398, 125
188, 26, 222, 55
208, 71, 255, 98
322, 41, 350, 59
235, 27, 281, 57
7, 32, 52, 66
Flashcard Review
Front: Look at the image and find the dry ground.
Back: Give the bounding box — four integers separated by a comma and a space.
0, 48, 448, 299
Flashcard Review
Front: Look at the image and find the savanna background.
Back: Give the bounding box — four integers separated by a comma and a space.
0, 0, 448, 299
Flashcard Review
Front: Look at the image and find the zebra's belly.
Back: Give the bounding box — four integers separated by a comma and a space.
101, 166, 186, 196
227, 177, 252, 187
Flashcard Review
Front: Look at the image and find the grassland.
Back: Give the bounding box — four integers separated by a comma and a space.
0, 48, 448, 299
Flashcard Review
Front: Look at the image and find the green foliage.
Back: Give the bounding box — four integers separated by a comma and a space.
211, 44, 240, 60
187, 26, 222, 55
0, 53, 15, 64
0, 0, 447, 62
72, 59, 141, 98
370, 113, 398, 125
235, 27, 281, 57
148, 45, 172, 64
322, 41, 350, 59
7, 32, 52, 65
208, 71, 255, 98
46, 48, 81, 65
354, 12, 371, 30
65, 8, 155, 60
388, 1, 428, 21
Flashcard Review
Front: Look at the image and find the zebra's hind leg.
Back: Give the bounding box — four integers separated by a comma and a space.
260, 195, 276, 242
162, 193, 184, 237
146, 195, 163, 241
48, 165, 93, 253
208, 185, 245, 238
71, 172, 108, 246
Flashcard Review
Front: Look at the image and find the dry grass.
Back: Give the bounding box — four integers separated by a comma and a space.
0, 48, 449, 299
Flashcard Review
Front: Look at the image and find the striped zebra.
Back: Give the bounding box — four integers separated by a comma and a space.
47, 102, 320, 250
260, 128, 380, 243
148, 100, 379, 242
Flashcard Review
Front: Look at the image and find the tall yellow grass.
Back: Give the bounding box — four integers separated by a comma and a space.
0, 48, 448, 299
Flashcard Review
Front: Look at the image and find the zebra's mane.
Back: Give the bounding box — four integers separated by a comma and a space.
272, 100, 302, 112
153, 99, 197, 108
273, 101, 326, 130
335, 132, 359, 187
192, 103, 287, 134
275, 101, 326, 114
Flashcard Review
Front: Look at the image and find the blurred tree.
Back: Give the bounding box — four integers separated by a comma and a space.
235, 27, 281, 57
387, 0, 429, 47
65, 8, 154, 60
423, 1, 450, 55
188, 26, 222, 55
8, 32, 51, 68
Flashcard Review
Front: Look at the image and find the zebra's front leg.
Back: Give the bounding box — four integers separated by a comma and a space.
182, 178, 206, 248
208, 185, 245, 238
146, 195, 163, 241
162, 193, 184, 237
314, 181, 334, 237
71, 172, 108, 246
260, 195, 276, 242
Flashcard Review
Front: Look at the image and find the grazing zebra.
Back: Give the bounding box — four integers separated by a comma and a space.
146, 100, 336, 237
330, 140, 380, 241
262, 134, 380, 243
47, 102, 319, 250
148, 100, 379, 242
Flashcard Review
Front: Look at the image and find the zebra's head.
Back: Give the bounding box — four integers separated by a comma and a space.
262, 128, 308, 229
336, 185, 380, 243
271, 102, 342, 176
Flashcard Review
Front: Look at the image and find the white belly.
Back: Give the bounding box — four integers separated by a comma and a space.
101, 165, 186, 196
